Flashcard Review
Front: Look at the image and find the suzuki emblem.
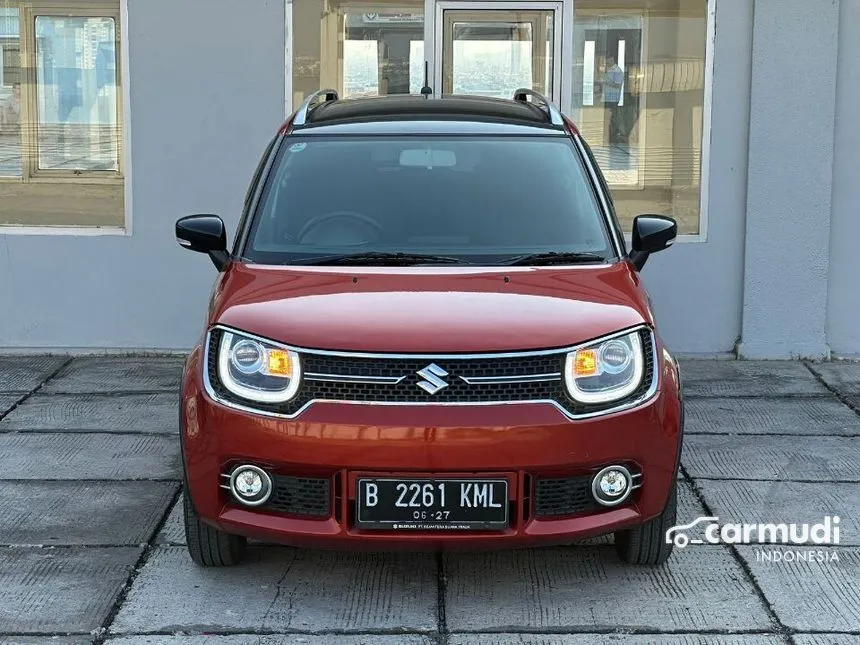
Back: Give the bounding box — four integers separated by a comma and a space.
416, 363, 449, 394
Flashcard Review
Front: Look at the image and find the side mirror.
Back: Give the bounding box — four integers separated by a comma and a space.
176, 214, 229, 271
628, 215, 677, 271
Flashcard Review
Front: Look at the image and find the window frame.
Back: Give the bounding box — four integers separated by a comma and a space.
0, 0, 128, 234
20, 1, 123, 182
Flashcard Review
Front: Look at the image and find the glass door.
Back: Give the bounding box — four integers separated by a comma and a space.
430, 1, 565, 109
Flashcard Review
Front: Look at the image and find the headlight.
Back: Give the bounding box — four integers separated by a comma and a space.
564, 330, 645, 404
217, 331, 301, 403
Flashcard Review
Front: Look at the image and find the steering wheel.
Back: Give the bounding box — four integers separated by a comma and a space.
296, 210, 383, 246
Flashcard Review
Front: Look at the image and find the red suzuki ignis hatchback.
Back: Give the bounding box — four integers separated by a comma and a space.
175, 90, 683, 567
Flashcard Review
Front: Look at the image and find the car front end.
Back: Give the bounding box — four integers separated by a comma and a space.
180, 265, 683, 554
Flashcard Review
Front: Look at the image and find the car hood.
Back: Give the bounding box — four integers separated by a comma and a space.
210, 262, 653, 353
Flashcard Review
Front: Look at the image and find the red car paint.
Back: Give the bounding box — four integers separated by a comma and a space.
182, 260, 682, 550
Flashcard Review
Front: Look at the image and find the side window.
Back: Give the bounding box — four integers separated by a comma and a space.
244, 136, 277, 207
233, 135, 278, 255
579, 136, 627, 254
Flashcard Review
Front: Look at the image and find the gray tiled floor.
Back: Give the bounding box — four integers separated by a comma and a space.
41, 357, 184, 394
0, 354, 857, 642
695, 479, 860, 545
0, 393, 23, 417
807, 361, 860, 396
0, 392, 178, 433
0, 356, 69, 393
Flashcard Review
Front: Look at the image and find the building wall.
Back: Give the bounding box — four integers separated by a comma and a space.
827, 0, 860, 357
640, 0, 751, 355
739, 0, 839, 359
3, 0, 854, 357
0, 0, 286, 349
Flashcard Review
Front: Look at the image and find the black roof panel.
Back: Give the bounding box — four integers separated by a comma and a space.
302, 94, 558, 128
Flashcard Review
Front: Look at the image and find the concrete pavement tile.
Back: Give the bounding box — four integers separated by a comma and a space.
0, 393, 23, 417
793, 637, 860, 645
0, 546, 141, 633
444, 545, 773, 631
0, 481, 177, 545
0, 433, 180, 480
108, 637, 433, 645
677, 479, 709, 524
111, 546, 437, 633
43, 356, 185, 394
0, 356, 69, 393
448, 636, 786, 645
678, 360, 828, 397
0, 636, 93, 645
0, 393, 178, 433
738, 546, 860, 632
686, 398, 860, 435
682, 435, 860, 481
807, 361, 860, 396
695, 480, 860, 545
155, 496, 184, 545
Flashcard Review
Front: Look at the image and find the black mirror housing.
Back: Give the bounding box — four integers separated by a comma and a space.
629, 215, 677, 270
176, 214, 229, 270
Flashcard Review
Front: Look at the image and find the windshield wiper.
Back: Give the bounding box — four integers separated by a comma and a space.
501, 251, 607, 266
300, 251, 472, 266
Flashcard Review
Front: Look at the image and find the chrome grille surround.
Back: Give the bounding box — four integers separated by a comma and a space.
203, 324, 659, 420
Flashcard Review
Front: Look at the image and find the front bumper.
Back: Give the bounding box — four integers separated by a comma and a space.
181, 346, 683, 550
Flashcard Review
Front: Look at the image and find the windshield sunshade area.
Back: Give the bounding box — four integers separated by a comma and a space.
245, 135, 613, 265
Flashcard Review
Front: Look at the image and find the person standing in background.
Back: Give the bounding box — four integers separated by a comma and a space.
601, 57, 625, 145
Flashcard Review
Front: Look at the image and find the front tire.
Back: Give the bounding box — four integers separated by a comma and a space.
183, 487, 246, 567
614, 481, 676, 565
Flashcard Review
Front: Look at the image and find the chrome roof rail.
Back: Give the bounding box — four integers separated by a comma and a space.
512, 88, 564, 126
292, 88, 339, 127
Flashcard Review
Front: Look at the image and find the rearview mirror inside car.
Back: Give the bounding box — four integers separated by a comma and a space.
629, 215, 678, 271
176, 214, 229, 271
399, 148, 457, 168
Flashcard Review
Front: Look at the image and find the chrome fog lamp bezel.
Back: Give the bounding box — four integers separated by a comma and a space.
228, 464, 273, 507
591, 464, 634, 507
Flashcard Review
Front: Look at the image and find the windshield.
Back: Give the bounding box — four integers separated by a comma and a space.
244, 135, 614, 265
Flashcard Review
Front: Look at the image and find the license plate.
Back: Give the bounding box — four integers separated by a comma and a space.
356, 478, 509, 530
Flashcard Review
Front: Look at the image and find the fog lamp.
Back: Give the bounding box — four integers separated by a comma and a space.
591, 465, 633, 506
229, 465, 272, 506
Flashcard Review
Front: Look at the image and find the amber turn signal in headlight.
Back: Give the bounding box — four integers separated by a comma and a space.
266, 349, 293, 377
564, 330, 645, 404
216, 330, 301, 403
573, 349, 598, 377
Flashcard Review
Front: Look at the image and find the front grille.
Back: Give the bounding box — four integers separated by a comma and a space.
263, 475, 330, 517
207, 327, 655, 418
534, 475, 600, 518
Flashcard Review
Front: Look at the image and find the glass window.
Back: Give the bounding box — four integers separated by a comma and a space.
245, 135, 613, 265
292, 0, 425, 106
442, 10, 555, 99
0, 1, 123, 229
572, 0, 707, 236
